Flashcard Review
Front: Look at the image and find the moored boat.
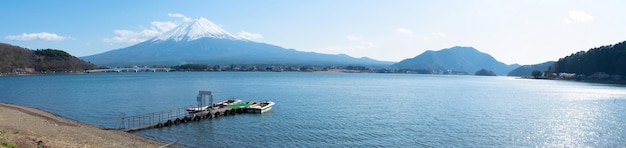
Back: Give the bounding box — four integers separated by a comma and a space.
185, 106, 208, 113
187, 99, 243, 113
246, 101, 275, 113
216, 99, 242, 106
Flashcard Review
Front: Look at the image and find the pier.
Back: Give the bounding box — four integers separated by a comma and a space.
120, 105, 248, 132
117, 91, 271, 132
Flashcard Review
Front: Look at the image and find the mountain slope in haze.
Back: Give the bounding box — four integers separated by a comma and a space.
392, 46, 519, 75
507, 61, 554, 76
82, 17, 390, 67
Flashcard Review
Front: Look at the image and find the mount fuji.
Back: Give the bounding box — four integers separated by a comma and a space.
81, 17, 390, 67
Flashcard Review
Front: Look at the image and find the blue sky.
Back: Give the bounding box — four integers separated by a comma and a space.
2, 0, 625, 65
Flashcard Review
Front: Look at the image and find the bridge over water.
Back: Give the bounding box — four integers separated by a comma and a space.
86, 67, 172, 73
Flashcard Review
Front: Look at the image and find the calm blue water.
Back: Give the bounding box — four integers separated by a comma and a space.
1, 72, 626, 147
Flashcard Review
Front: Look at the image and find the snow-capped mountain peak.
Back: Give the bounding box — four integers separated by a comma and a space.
152, 17, 240, 42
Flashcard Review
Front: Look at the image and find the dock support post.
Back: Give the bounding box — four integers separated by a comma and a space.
116, 112, 125, 129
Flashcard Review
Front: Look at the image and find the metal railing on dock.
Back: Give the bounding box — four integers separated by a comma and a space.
120, 106, 193, 131
118, 105, 249, 132
117, 91, 270, 132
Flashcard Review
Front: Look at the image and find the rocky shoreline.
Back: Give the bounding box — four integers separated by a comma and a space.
0, 103, 172, 148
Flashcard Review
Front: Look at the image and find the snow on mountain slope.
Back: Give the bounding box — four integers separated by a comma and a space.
151, 17, 240, 42
82, 17, 392, 67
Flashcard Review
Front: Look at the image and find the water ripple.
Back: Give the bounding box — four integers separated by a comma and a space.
2, 73, 626, 147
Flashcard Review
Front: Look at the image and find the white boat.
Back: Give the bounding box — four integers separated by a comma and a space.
216, 99, 242, 106
187, 91, 213, 113
186, 106, 208, 113
187, 99, 242, 113
246, 101, 275, 113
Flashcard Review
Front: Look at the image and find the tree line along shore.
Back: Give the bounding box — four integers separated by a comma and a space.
2, 40, 625, 84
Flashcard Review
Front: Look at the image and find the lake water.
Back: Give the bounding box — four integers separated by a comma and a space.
1, 72, 625, 147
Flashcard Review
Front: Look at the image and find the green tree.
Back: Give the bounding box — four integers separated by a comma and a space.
548, 41, 626, 76
173, 64, 209, 71
475, 69, 496, 76
531, 70, 543, 78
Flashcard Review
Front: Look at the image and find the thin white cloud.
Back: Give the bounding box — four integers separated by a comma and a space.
5, 32, 71, 41
345, 35, 359, 41
346, 35, 374, 47
151, 21, 177, 32
104, 13, 189, 44
395, 28, 414, 35
168, 13, 191, 22
563, 10, 594, 24
103, 29, 160, 44
237, 31, 263, 40
168, 13, 185, 18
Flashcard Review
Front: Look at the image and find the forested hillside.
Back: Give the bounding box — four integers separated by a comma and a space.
548, 41, 626, 81
508, 61, 554, 76
0, 43, 34, 73
0, 43, 97, 74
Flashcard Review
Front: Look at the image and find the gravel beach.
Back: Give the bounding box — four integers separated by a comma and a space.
0, 103, 171, 148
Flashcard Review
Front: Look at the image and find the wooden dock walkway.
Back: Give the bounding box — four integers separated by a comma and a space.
121, 106, 248, 132
118, 91, 270, 132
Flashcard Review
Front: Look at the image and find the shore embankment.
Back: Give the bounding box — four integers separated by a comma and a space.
0, 103, 171, 148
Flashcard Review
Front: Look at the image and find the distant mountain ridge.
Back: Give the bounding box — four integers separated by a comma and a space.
507, 61, 554, 76
82, 17, 391, 67
392, 46, 519, 75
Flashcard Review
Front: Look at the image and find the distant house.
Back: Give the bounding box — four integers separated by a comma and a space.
12, 68, 34, 74
559, 73, 576, 79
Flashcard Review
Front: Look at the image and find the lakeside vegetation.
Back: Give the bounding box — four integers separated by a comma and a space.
546, 41, 626, 84
169, 63, 473, 74
3, 40, 626, 85
507, 61, 554, 76
475, 69, 497, 76
0, 43, 96, 75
